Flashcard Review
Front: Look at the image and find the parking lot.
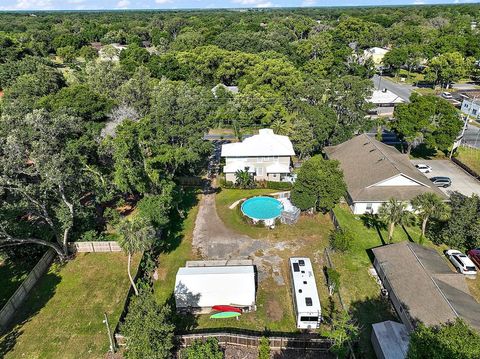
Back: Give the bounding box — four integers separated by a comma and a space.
411, 160, 480, 197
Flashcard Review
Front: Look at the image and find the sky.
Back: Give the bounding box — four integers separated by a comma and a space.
0, 0, 476, 11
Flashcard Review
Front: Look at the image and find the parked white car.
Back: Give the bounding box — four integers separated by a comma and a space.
445, 249, 477, 276
442, 92, 453, 99
415, 164, 432, 173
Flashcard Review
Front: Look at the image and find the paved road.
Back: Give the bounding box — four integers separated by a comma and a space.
411, 159, 480, 197
372, 74, 413, 102
451, 83, 480, 90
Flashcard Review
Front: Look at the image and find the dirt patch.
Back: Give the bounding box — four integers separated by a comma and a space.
155, 267, 167, 281
266, 298, 283, 322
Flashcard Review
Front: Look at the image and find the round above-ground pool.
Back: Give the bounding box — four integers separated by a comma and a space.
241, 196, 284, 221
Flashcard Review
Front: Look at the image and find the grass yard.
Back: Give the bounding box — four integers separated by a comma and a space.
155, 187, 334, 333
330, 204, 426, 357
456, 146, 480, 174
0, 250, 44, 308
0, 252, 140, 359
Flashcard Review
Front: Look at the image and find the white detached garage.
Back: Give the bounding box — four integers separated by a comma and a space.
174, 262, 256, 313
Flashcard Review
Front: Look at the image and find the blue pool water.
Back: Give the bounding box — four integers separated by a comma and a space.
241, 196, 284, 220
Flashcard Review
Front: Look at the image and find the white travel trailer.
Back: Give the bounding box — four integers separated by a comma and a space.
289, 257, 322, 329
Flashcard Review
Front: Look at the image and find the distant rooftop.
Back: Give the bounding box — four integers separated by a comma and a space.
368, 89, 405, 105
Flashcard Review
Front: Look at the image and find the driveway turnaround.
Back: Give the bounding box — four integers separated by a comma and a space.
411, 159, 480, 197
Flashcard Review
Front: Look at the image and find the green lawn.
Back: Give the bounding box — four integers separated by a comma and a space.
0, 251, 44, 309
456, 146, 480, 174
0, 253, 140, 359
331, 204, 425, 358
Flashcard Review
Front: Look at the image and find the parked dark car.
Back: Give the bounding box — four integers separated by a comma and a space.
467, 249, 480, 269
430, 176, 452, 188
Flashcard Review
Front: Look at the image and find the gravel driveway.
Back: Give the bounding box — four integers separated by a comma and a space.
193, 192, 304, 285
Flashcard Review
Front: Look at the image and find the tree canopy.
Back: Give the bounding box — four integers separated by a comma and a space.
291, 155, 346, 212
407, 319, 480, 359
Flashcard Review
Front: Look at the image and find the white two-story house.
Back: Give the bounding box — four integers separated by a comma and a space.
221, 129, 295, 183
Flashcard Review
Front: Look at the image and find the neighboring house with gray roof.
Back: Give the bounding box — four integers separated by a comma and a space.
324, 134, 447, 214
373, 242, 480, 332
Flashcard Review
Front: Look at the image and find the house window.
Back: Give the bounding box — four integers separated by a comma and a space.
272, 156, 279, 161
256, 167, 264, 176
473, 109, 478, 116
366, 203, 373, 212
263, 156, 271, 161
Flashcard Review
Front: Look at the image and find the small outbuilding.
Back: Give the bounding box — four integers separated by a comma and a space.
174, 260, 256, 313
371, 321, 409, 359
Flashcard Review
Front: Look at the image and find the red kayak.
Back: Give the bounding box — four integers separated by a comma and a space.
212, 305, 242, 313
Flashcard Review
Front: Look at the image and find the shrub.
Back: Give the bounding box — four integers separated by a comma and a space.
79, 230, 107, 242
181, 337, 223, 359
104, 207, 121, 227
266, 181, 292, 190
137, 193, 172, 228
326, 267, 341, 295
121, 291, 175, 359
258, 337, 270, 359
219, 177, 234, 188
329, 229, 353, 252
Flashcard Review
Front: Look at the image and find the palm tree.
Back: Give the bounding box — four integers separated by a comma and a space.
235, 168, 254, 189
411, 192, 449, 237
117, 217, 156, 295
378, 198, 410, 244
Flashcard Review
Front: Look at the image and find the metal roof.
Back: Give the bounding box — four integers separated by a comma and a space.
221, 129, 295, 157
174, 265, 256, 308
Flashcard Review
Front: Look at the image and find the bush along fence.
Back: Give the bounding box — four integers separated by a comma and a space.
0, 249, 56, 334
68, 241, 122, 253
323, 247, 356, 359
329, 209, 341, 230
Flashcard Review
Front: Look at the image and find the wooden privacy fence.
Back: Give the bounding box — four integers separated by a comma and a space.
0, 249, 56, 334
69, 241, 121, 253
115, 332, 332, 351
329, 209, 341, 230
176, 332, 332, 351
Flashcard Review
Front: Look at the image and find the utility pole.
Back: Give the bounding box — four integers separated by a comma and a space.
103, 312, 116, 353
449, 96, 476, 158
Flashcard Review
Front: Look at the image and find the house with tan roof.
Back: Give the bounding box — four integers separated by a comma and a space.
324, 134, 446, 214
373, 242, 480, 332
221, 129, 295, 183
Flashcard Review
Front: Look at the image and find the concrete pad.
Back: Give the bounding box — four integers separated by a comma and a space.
411, 159, 480, 197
